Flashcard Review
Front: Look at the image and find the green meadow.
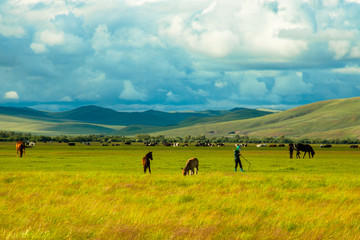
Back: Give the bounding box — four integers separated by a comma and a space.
1, 143, 360, 239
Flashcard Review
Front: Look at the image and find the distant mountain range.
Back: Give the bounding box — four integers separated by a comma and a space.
1, 97, 360, 139
0, 105, 273, 135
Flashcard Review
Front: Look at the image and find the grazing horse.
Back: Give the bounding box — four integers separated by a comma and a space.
16, 140, 26, 157
295, 143, 315, 158
142, 152, 153, 174
181, 157, 199, 176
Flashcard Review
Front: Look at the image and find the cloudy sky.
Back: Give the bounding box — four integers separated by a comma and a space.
1, 0, 360, 112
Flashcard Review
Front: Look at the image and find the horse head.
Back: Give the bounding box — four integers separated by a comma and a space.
147, 152, 153, 160
310, 148, 315, 158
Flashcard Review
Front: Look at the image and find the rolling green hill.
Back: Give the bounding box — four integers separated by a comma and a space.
151, 97, 360, 140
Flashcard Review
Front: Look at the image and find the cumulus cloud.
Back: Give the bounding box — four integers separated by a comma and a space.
345, 0, 360, 3
333, 65, 360, 74
30, 43, 47, 54
272, 72, 313, 97
0, 15, 26, 38
60, 96, 73, 102
4, 91, 19, 100
119, 80, 146, 101
215, 81, 228, 88
239, 78, 269, 100
328, 40, 351, 60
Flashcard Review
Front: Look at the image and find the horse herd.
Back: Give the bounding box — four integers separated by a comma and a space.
15, 140, 322, 176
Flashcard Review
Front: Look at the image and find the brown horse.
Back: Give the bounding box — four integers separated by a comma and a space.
142, 152, 153, 174
181, 157, 199, 176
16, 140, 26, 157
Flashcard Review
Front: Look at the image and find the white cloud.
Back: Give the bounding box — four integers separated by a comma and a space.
37, 30, 64, 46
215, 81, 228, 88
31, 30, 65, 53
60, 96, 73, 102
125, 0, 166, 6
160, 0, 310, 61
323, 0, 339, 7
91, 24, 112, 52
239, 78, 269, 100
185, 86, 209, 97
345, 0, 360, 3
333, 65, 360, 74
30, 42, 47, 53
4, 91, 19, 100
0, 24, 25, 38
166, 91, 180, 102
119, 80, 146, 101
350, 45, 360, 58
0, 15, 26, 38
272, 72, 313, 97
328, 40, 351, 59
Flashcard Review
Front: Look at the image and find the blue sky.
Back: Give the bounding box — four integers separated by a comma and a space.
1, 0, 360, 112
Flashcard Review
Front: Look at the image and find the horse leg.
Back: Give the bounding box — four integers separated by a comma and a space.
143, 164, 147, 173
148, 163, 151, 174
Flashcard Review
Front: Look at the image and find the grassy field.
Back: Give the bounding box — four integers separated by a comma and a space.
1, 143, 360, 239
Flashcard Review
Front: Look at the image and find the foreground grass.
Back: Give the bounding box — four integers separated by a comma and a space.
1, 143, 360, 239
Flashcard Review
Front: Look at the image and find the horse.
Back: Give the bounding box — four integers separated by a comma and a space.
142, 152, 153, 174
295, 143, 315, 158
181, 157, 199, 176
16, 140, 26, 157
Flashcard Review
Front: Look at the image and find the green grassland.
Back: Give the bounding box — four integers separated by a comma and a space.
0, 114, 123, 135
1, 143, 360, 239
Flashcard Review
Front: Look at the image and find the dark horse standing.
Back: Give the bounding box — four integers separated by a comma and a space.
295, 143, 315, 158
142, 152, 153, 174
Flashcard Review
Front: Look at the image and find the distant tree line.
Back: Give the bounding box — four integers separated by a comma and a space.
0, 131, 359, 144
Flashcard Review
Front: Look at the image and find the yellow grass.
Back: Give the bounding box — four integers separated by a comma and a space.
0, 143, 360, 239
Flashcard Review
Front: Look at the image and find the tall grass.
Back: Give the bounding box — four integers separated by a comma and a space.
0, 143, 360, 239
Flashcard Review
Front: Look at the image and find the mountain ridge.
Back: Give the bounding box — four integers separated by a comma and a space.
0, 105, 274, 135
1, 97, 359, 139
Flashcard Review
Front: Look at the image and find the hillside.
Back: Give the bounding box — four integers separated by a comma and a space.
151, 97, 360, 140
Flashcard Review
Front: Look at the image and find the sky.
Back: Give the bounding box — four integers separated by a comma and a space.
1, 0, 360, 112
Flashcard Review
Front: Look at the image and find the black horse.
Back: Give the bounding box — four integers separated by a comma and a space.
295, 143, 315, 158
